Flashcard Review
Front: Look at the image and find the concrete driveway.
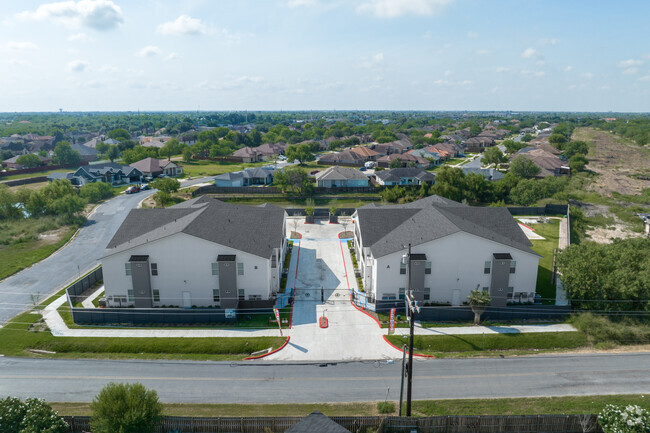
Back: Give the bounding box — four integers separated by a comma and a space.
267, 219, 400, 362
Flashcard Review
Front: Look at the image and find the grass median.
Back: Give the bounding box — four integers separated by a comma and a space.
49, 395, 649, 417
0, 310, 286, 361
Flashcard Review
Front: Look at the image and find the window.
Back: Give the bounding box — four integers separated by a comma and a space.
153, 290, 160, 302
211, 263, 219, 276
125, 263, 132, 276
151, 263, 158, 276
237, 262, 244, 276
249, 295, 262, 301
507, 287, 514, 298
423, 287, 430, 301
127, 290, 134, 302
510, 261, 516, 274
482, 287, 489, 293
400, 262, 406, 274
398, 288, 405, 300
382, 293, 396, 300
238, 289, 245, 300
213, 289, 220, 302
425, 261, 431, 274
271, 255, 277, 268
484, 261, 491, 274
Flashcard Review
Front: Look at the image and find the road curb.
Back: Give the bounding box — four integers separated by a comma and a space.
243, 336, 291, 360
382, 335, 436, 358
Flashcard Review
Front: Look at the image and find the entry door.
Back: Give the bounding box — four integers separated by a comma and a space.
182, 291, 192, 308
452, 289, 461, 306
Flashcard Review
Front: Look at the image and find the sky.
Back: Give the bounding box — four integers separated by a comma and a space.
1, 0, 650, 112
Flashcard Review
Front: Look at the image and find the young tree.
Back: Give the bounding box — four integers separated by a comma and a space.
182, 146, 193, 163
53, 141, 81, 166
150, 177, 180, 194
16, 154, 42, 168
389, 158, 402, 168
569, 155, 588, 172
159, 138, 180, 161
80, 182, 113, 203
153, 191, 172, 208
502, 139, 526, 154
90, 382, 163, 433
106, 145, 121, 162
509, 155, 541, 178
481, 146, 507, 166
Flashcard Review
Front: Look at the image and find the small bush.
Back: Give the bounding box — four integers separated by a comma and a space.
599, 404, 650, 433
0, 397, 68, 433
569, 313, 650, 346
377, 401, 395, 414
90, 382, 163, 433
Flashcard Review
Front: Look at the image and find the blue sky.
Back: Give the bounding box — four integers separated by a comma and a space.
1, 0, 649, 112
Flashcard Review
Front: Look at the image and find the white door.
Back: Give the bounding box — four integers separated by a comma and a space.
452, 289, 461, 306
182, 291, 192, 308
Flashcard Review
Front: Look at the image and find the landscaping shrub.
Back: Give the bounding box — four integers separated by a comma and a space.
599, 404, 650, 433
0, 397, 68, 433
569, 313, 650, 346
377, 401, 395, 414
90, 383, 163, 433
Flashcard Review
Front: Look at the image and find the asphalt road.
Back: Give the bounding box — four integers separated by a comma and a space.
0, 178, 210, 325
0, 353, 648, 403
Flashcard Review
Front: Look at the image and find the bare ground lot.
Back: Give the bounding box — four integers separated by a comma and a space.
572, 127, 650, 197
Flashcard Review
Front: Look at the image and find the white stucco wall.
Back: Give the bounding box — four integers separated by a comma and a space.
366, 231, 539, 305
103, 232, 280, 307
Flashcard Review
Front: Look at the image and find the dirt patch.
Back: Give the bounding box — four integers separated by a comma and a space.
338, 231, 354, 239
38, 227, 69, 244
586, 225, 643, 244
290, 231, 302, 239
572, 127, 650, 197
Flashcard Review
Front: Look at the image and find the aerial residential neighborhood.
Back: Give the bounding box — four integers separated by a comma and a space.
0, 1, 649, 432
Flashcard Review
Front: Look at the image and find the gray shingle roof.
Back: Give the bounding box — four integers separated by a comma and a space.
375, 168, 435, 183
105, 196, 286, 259
284, 412, 350, 433
355, 196, 538, 258
315, 166, 368, 181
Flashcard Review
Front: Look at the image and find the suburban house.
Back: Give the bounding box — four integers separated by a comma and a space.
353, 195, 540, 307
70, 142, 99, 162
139, 136, 173, 146
130, 157, 183, 178
315, 166, 370, 188
2, 154, 50, 169
102, 196, 287, 309
140, 139, 167, 149
464, 136, 495, 152
350, 146, 380, 161
376, 153, 431, 169
318, 150, 366, 166
461, 167, 506, 181
69, 163, 143, 186
512, 148, 570, 177
406, 148, 441, 165
213, 167, 274, 187
374, 168, 436, 186
232, 146, 262, 163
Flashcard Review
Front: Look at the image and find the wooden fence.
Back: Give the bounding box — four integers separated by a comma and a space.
0, 175, 48, 186
0, 162, 86, 178
63, 414, 602, 433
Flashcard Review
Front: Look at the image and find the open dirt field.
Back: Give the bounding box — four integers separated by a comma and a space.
572, 127, 650, 197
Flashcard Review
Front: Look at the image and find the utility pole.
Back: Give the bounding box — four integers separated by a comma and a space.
402, 243, 420, 417
398, 344, 406, 416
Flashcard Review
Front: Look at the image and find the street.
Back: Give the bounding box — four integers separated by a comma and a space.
0, 353, 648, 403
0, 177, 210, 324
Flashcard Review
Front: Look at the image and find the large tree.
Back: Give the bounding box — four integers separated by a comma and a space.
509, 155, 541, 178
53, 141, 81, 166
481, 146, 507, 166
106, 145, 121, 162
273, 166, 313, 196
16, 154, 42, 168
285, 143, 315, 165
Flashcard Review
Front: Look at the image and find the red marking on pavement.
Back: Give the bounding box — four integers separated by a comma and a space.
339, 240, 382, 328
519, 222, 535, 231
382, 335, 436, 358
243, 337, 291, 360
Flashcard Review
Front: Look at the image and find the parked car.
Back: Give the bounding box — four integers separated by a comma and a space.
364, 161, 376, 169
140, 184, 150, 191
310, 170, 319, 175
125, 185, 140, 194
359, 167, 367, 171
278, 155, 287, 160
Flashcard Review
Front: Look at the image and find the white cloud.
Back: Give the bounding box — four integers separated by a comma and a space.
467, 31, 478, 38
495, 67, 510, 73
623, 67, 638, 75
521, 70, 546, 78
67, 32, 88, 41
156, 15, 207, 36
6, 58, 28, 66
540, 38, 560, 45
165, 52, 179, 61
68, 59, 89, 72
357, 0, 453, 18
286, 0, 319, 6
358, 52, 384, 68
638, 75, 650, 81
564, 66, 573, 72
521, 47, 541, 59
433, 78, 471, 86
581, 72, 594, 80
99, 65, 118, 73
598, 85, 610, 91
137, 45, 162, 57
476, 49, 490, 56
0, 41, 38, 53
444, 69, 453, 76
16, 0, 124, 31
617, 59, 643, 68
422, 30, 432, 39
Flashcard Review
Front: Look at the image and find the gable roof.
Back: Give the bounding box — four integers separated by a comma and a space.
355, 196, 538, 258
315, 165, 368, 181
130, 157, 164, 174
375, 167, 436, 183
461, 167, 505, 181
105, 196, 286, 259
318, 150, 365, 164
350, 146, 379, 158
284, 412, 350, 433
70, 142, 99, 156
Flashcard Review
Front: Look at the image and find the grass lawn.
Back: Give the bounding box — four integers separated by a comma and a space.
0, 168, 70, 181
528, 219, 560, 304
49, 395, 649, 417
181, 160, 268, 177
385, 331, 588, 357
0, 311, 285, 361
0, 225, 76, 281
